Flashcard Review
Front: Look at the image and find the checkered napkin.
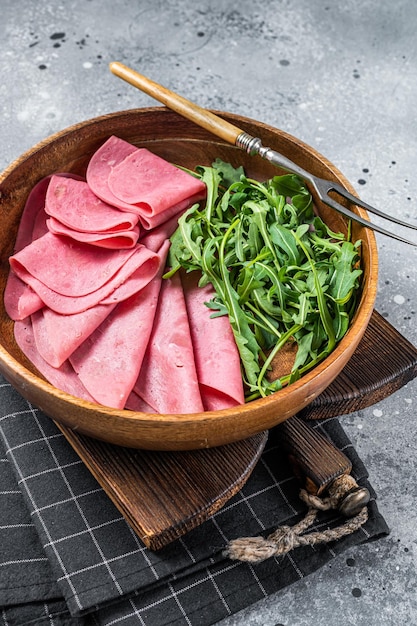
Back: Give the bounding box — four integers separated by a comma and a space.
0, 376, 389, 626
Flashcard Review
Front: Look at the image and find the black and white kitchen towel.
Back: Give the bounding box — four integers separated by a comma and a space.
0, 376, 389, 625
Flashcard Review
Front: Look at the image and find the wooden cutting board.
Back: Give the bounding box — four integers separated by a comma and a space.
59, 427, 267, 549
57, 310, 417, 550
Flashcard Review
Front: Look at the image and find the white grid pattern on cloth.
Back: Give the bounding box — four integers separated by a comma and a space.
110, 508, 383, 626
1, 402, 298, 619
4, 445, 162, 612
0, 442, 63, 614
258, 453, 299, 516
33, 408, 126, 597
0, 376, 388, 625
167, 581, 194, 626
92, 558, 277, 625
1, 418, 86, 612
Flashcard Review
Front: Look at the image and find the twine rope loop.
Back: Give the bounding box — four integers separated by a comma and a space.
224, 477, 369, 564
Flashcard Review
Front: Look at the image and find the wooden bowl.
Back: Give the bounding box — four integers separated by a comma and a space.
0, 108, 378, 450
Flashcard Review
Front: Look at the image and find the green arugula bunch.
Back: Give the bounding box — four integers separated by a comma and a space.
165, 159, 363, 401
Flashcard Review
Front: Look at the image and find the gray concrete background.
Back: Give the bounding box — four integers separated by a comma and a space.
1, 1, 416, 624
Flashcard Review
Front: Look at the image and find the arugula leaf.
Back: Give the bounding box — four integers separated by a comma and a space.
328, 241, 362, 303
165, 159, 363, 400
212, 158, 245, 187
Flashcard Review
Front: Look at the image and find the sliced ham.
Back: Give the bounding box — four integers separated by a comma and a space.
107, 147, 206, 229
10, 171, 84, 250
32, 204, 49, 240
47, 217, 140, 249
125, 390, 154, 413
31, 302, 116, 368
87, 136, 206, 229
138, 213, 182, 252
86, 135, 141, 212
45, 175, 139, 232
69, 242, 169, 409
181, 271, 245, 411
6, 139, 244, 415
4, 278, 44, 321
133, 271, 204, 414
10, 233, 161, 314
14, 318, 96, 403
11, 232, 139, 297
4, 176, 51, 321
13, 176, 51, 249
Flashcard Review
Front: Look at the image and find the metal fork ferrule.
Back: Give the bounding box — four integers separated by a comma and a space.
235, 132, 263, 156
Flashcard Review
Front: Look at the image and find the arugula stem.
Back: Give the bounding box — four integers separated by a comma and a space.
256, 323, 303, 397
244, 301, 281, 338
293, 230, 336, 353
167, 163, 362, 401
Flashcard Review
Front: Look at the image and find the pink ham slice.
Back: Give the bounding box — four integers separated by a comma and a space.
32, 204, 49, 240
181, 271, 245, 410
4, 278, 44, 321
11, 232, 138, 297
31, 302, 116, 368
14, 318, 96, 403
14, 176, 51, 249
133, 271, 204, 414
4, 176, 51, 321
86, 135, 138, 212
47, 217, 140, 249
10, 232, 161, 314
45, 176, 140, 248
8, 197, 51, 319
31, 236, 171, 369
69, 241, 170, 409
6, 238, 52, 321
87, 136, 206, 229
138, 213, 182, 252
125, 390, 154, 413
107, 148, 206, 229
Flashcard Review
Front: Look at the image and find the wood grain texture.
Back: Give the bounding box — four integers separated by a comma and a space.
58, 425, 268, 550
0, 108, 378, 450
279, 416, 352, 495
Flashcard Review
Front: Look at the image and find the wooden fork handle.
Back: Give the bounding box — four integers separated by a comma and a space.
109, 61, 244, 145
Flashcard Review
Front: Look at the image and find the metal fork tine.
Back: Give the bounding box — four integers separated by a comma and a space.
322, 192, 417, 247
328, 181, 417, 231
244, 137, 417, 246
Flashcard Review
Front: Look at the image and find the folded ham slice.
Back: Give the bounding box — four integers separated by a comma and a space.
46, 175, 139, 232
4, 176, 51, 321
14, 175, 51, 249
31, 302, 116, 368
10, 233, 161, 314
133, 271, 204, 414
5, 281, 43, 321
87, 136, 206, 229
11, 232, 138, 297
86, 135, 138, 212
47, 217, 140, 249
14, 318, 96, 403
6, 279, 39, 319
45, 176, 140, 248
138, 213, 182, 252
181, 271, 245, 410
124, 390, 155, 413
69, 241, 170, 409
